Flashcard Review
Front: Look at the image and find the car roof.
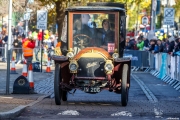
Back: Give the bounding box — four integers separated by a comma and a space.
66, 6, 125, 12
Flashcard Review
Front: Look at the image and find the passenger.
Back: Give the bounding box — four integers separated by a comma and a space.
97, 19, 115, 50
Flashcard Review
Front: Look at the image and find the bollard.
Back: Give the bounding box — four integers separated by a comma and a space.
10, 57, 18, 74
27, 64, 35, 93
22, 60, 28, 77
45, 57, 52, 73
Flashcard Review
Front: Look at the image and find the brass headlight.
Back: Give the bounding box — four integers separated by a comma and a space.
69, 60, 79, 73
66, 52, 74, 58
104, 60, 114, 74
112, 53, 119, 59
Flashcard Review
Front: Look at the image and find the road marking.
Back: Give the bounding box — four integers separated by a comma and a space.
132, 74, 163, 118
131, 74, 158, 103
111, 111, 132, 117
154, 108, 163, 118
57, 110, 80, 115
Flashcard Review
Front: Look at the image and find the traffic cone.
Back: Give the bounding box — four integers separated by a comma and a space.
45, 57, 52, 73
28, 64, 34, 93
10, 57, 18, 74
22, 60, 28, 77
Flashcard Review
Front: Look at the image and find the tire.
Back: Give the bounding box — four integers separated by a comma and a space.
54, 63, 62, 105
121, 64, 129, 106
62, 91, 67, 101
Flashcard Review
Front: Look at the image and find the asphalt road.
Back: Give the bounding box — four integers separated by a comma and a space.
13, 72, 180, 120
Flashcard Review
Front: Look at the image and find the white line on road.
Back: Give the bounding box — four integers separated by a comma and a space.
111, 111, 132, 117
57, 110, 80, 116
132, 74, 163, 118
131, 74, 158, 103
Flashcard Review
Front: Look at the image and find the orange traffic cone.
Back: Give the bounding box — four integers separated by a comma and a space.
10, 57, 18, 74
45, 57, 52, 73
28, 64, 34, 92
22, 60, 28, 77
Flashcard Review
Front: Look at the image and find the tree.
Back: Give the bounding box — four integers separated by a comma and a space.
36, 0, 152, 42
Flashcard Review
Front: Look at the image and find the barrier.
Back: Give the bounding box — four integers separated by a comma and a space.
0, 46, 50, 64
124, 50, 149, 71
123, 50, 180, 84
149, 52, 180, 91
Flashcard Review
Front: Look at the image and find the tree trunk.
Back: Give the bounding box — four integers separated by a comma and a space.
55, 1, 66, 42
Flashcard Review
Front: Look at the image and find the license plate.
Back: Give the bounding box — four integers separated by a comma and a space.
84, 87, 101, 93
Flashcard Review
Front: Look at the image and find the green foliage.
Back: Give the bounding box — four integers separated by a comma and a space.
35, 0, 152, 39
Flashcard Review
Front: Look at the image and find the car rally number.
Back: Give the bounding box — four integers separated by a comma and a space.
84, 87, 101, 93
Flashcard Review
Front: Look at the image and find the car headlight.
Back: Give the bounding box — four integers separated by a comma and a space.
66, 52, 74, 58
69, 60, 78, 73
104, 60, 114, 72
112, 53, 119, 59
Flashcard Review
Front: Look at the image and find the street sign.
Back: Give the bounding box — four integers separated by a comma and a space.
28, 0, 34, 3
142, 16, 149, 26
164, 8, 175, 26
24, 13, 30, 20
152, 0, 157, 11
37, 10, 48, 30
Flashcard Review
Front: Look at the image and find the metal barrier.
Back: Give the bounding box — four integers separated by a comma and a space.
124, 50, 149, 71
149, 52, 180, 91
124, 50, 180, 82
149, 52, 155, 69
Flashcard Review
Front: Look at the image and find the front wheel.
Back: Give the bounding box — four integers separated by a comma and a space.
121, 64, 129, 106
54, 63, 62, 105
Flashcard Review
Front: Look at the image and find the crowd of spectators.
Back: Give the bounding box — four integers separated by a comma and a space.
0, 22, 58, 65
125, 33, 180, 56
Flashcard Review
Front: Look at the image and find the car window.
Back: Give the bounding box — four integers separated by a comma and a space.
72, 13, 116, 54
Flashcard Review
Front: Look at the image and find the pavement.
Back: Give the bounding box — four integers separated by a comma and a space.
0, 62, 55, 119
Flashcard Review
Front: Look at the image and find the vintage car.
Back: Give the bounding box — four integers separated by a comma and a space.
52, 2, 131, 106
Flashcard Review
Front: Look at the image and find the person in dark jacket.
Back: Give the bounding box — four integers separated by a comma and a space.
167, 36, 175, 54
125, 36, 135, 50
174, 38, 180, 52
97, 19, 114, 50
154, 39, 163, 53
148, 39, 157, 53
162, 38, 170, 53
143, 36, 149, 46
172, 38, 180, 56
13, 35, 22, 64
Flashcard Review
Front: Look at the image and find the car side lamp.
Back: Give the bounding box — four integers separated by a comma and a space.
104, 60, 114, 74
66, 48, 74, 59
112, 48, 119, 59
69, 60, 79, 73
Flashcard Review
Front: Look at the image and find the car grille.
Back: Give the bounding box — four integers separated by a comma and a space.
77, 57, 106, 77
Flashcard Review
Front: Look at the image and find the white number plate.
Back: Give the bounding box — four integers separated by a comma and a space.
84, 87, 101, 93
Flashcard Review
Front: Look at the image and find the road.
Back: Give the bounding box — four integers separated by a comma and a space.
13, 72, 180, 120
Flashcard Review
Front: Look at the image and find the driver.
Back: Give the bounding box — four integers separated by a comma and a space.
73, 14, 93, 49
73, 14, 92, 37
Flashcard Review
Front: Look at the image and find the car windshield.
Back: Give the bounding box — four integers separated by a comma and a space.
69, 12, 119, 54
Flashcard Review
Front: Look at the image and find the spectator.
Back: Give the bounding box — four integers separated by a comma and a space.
22, 35, 36, 70
35, 29, 43, 61
174, 38, 180, 52
167, 36, 175, 54
172, 38, 180, 56
162, 38, 170, 53
0, 31, 3, 57
16, 22, 24, 36
136, 37, 144, 50
143, 36, 149, 50
13, 35, 22, 64
154, 39, 163, 53
148, 37, 157, 53
125, 36, 135, 50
